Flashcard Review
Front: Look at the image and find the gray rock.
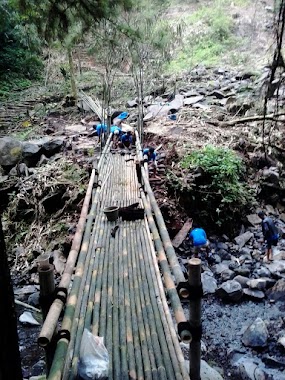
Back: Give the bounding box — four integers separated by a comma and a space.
266, 260, 285, 276
242, 317, 268, 347
0, 137, 22, 166
202, 272, 217, 295
239, 247, 252, 256
14, 285, 39, 298
265, 204, 277, 215
231, 356, 266, 380
212, 254, 222, 264
234, 275, 250, 288
19, 311, 40, 326
28, 292, 40, 307
42, 138, 65, 156
267, 278, 285, 301
234, 232, 253, 248
247, 278, 268, 290
212, 263, 229, 275
246, 214, 262, 226
181, 90, 199, 97
217, 242, 228, 250
216, 280, 243, 302
254, 266, 271, 277
126, 99, 138, 108
263, 168, 279, 185
220, 269, 235, 281
217, 249, 231, 261
234, 266, 251, 277
187, 359, 224, 380
243, 288, 265, 300
22, 142, 41, 158
184, 95, 204, 105
208, 90, 226, 99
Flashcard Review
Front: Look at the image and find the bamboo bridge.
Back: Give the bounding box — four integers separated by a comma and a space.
38, 132, 201, 380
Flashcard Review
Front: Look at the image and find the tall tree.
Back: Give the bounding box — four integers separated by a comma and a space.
16, 0, 133, 98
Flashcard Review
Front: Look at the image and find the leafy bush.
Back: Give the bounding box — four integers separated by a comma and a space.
170, 146, 254, 230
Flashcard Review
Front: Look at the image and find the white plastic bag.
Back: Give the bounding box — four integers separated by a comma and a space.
78, 329, 109, 380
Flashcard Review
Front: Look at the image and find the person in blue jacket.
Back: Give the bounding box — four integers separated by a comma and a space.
189, 227, 210, 258
143, 147, 159, 178
120, 131, 133, 149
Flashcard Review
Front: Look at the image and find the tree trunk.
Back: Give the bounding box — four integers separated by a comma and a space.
0, 214, 23, 380
68, 48, 77, 99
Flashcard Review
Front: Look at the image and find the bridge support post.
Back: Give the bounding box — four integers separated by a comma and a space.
39, 262, 56, 374
188, 258, 202, 380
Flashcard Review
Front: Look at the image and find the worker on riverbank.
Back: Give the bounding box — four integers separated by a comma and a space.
258, 211, 279, 262
110, 125, 122, 148
119, 130, 133, 149
143, 147, 160, 179
189, 227, 210, 258
88, 123, 107, 143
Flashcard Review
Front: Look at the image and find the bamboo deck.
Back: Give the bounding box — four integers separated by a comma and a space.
48, 146, 190, 380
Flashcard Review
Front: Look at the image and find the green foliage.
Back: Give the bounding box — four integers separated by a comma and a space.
176, 146, 254, 228
0, 0, 43, 95
16, 0, 134, 42
166, 0, 243, 73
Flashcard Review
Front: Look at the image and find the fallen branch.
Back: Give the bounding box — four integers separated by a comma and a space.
209, 113, 285, 127
15, 299, 41, 313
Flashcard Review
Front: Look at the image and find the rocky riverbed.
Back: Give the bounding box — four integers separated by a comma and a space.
177, 208, 285, 380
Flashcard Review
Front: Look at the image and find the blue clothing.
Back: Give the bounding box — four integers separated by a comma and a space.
261, 216, 279, 248
121, 133, 133, 144
95, 124, 107, 135
110, 125, 122, 135
189, 228, 207, 246
143, 148, 157, 162
117, 112, 129, 120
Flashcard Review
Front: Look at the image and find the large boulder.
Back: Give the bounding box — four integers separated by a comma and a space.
42, 138, 65, 157
0, 137, 22, 167
242, 318, 268, 348
267, 278, 285, 302
216, 280, 243, 302
234, 231, 253, 248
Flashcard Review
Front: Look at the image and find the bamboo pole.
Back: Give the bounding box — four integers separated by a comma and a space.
135, 132, 187, 295
39, 264, 56, 373
144, 218, 190, 380
140, 188, 191, 342
126, 223, 149, 380
188, 258, 202, 380
39, 168, 96, 346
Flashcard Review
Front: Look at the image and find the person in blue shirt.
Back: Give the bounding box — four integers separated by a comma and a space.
189, 227, 210, 258
89, 123, 107, 142
143, 147, 159, 178
258, 211, 279, 262
120, 131, 133, 149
